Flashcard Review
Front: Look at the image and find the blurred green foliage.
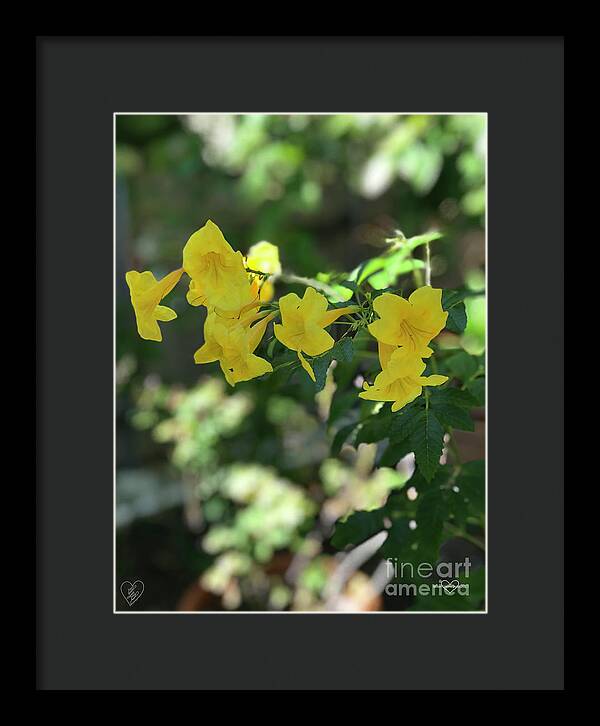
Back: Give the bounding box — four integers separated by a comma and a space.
116, 114, 485, 612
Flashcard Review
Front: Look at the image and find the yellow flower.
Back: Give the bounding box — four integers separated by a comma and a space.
246, 240, 281, 303
194, 310, 276, 386
183, 220, 255, 312
359, 345, 448, 412
274, 287, 358, 382
368, 287, 448, 354
125, 268, 183, 341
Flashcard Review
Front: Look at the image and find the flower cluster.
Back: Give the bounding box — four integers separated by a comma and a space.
126, 220, 451, 410
359, 288, 449, 411
125, 220, 357, 387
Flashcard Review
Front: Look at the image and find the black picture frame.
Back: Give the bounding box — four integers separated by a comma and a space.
37, 36, 564, 691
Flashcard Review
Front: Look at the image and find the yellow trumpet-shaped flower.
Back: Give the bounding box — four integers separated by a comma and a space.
246, 240, 281, 303
125, 267, 183, 342
194, 310, 276, 387
359, 346, 448, 412
368, 287, 448, 354
274, 287, 358, 382
183, 220, 255, 312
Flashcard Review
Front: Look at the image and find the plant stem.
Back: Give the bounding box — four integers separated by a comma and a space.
424, 240, 431, 286
279, 273, 345, 301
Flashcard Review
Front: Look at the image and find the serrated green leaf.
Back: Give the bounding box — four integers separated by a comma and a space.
431, 402, 474, 432
312, 355, 333, 392
466, 377, 485, 406
429, 386, 478, 410
332, 337, 354, 363
410, 409, 444, 481
389, 400, 423, 441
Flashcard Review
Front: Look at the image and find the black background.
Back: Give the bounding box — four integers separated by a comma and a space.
37, 37, 564, 690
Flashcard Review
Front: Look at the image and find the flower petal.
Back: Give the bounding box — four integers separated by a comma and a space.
408, 285, 442, 309
183, 220, 235, 277
220, 352, 273, 386
299, 287, 329, 322
297, 351, 316, 382
391, 382, 422, 412
319, 305, 360, 328
194, 340, 222, 364
248, 312, 276, 353
373, 292, 411, 320
301, 323, 335, 356
136, 315, 162, 342
154, 305, 177, 322
377, 342, 396, 369
417, 374, 449, 387
186, 279, 207, 307
278, 292, 302, 325
126, 270, 157, 294
157, 268, 184, 299
274, 322, 302, 351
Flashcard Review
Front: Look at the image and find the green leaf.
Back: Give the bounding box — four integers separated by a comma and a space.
445, 302, 467, 333
379, 517, 412, 558
332, 337, 354, 363
416, 484, 449, 558
442, 289, 470, 308
406, 231, 443, 250
312, 356, 333, 392
442, 289, 470, 334
355, 408, 393, 445
408, 567, 485, 612
445, 488, 470, 528
445, 351, 479, 382
367, 255, 425, 290
330, 422, 359, 457
378, 439, 414, 467
328, 390, 357, 425
431, 400, 474, 432
456, 460, 485, 516
266, 336, 278, 359
466, 377, 485, 406
389, 400, 423, 442
331, 508, 386, 549
312, 338, 355, 392
429, 386, 478, 410
410, 409, 444, 481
